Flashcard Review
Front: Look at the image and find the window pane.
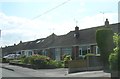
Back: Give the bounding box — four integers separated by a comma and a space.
62, 48, 72, 55
87, 48, 90, 53
82, 46, 87, 55
79, 48, 82, 56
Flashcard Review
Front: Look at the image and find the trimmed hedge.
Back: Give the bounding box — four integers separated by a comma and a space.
96, 28, 114, 70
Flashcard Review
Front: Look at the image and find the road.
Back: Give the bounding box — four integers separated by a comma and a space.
0, 63, 111, 79
2, 68, 32, 77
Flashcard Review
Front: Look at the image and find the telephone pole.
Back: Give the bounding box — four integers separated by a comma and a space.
100, 12, 105, 25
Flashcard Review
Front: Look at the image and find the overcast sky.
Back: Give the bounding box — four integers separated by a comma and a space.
0, 0, 119, 47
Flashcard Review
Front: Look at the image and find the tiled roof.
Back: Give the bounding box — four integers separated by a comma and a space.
51, 23, 119, 47
2, 23, 120, 53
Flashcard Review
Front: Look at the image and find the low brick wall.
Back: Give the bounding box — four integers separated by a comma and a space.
9, 62, 56, 69
87, 56, 102, 67
68, 56, 103, 73
111, 71, 120, 77
68, 60, 87, 73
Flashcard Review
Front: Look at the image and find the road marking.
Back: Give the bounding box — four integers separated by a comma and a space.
1, 66, 14, 71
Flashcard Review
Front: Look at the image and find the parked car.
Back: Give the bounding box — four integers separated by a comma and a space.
3, 54, 21, 59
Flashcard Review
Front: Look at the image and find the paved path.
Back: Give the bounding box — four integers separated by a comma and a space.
68, 71, 111, 77
0, 63, 111, 78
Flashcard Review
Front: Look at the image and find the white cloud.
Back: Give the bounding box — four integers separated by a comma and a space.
82, 0, 119, 3
77, 12, 118, 30
0, 0, 71, 3
0, 0, 119, 3
0, 12, 75, 46
0, 11, 118, 47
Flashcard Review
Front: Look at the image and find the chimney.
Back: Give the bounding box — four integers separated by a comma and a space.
105, 18, 109, 27
74, 26, 79, 39
75, 26, 79, 31
20, 41, 22, 44
14, 43, 16, 46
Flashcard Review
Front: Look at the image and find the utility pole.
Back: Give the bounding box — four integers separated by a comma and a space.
74, 18, 78, 26
0, 29, 1, 38
0, 29, 2, 58
100, 12, 105, 25
49, 28, 55, 34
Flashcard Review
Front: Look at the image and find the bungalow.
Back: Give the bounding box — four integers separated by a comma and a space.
2, 19, 120, 61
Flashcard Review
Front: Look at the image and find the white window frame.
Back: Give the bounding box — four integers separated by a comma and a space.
96, 46, 100, 55
28, 51, 33, 56
87, 48, 91, 54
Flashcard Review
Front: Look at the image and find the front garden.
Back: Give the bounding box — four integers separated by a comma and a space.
7, 54, 73, 69
9, 54, 65, 69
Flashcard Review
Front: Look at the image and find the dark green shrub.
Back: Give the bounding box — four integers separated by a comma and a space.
22, 57, 30, 64
96, 28, 114, 70
33, 59, 47, 68
2, 58, 9, 63
20, 55, 26, 59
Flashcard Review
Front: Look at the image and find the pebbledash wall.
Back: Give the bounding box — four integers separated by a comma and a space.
1, 19, 120, 61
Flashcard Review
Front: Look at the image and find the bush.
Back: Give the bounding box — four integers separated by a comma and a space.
96, 28, 114, 70
2, 58, 9, 63
9, 59, 21, 63
21, 55, 50, 65
48, 60, 64, 68
63, 55, 72, 62
22, 57, 30, 64
109, 53, 118, 70
109, 33, 120, 71
20, 54, 64, 68
63, 55, 72, 67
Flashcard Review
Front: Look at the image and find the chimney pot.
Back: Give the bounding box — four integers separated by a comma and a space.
105, 18, 109, 27
74, 26, 79, 39
20, 41, 22, 43
75, 26, 79, 31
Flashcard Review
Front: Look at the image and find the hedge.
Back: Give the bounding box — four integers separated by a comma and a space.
96, 28, 114, 70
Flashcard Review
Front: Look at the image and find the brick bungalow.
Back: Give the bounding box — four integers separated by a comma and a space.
1, 19, 120, 61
